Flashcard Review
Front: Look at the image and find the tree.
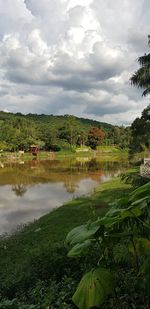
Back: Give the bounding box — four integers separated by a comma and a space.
58, 116, 81, 149
87, 127, 105, 149
40, 125, 58, 151
129, 104, 150, 153
76, 131, 86, 147
131, 35, 150, 96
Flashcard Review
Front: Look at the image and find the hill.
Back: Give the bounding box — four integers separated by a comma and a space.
0, 111, 130, 151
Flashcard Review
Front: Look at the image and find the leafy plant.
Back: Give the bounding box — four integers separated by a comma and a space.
66, 182, 150, 308
72, 268, 115, 309
121, 170, 149, 187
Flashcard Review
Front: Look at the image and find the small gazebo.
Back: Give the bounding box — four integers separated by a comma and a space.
30, 145, 39, 156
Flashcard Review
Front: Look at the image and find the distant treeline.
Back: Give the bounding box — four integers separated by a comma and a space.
0, 111, 131, 151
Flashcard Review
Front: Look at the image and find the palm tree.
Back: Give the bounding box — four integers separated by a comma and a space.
131, 35, 150, 96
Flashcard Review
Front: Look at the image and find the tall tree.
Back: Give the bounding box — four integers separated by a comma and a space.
129, 104, 150, 153
58, 116, 80, 149
87, 127, 105, 149
131, 35, 150, 96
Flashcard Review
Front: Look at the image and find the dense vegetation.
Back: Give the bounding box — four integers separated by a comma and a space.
1, 107, 150, 157
0, 172, 149, 309
66, 181, 150, 309
0, 111, 130, 152
0, 177, 133, 309
130, 35, 150, 155
129, 104, 150, 154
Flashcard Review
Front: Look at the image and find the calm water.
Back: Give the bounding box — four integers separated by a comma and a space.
0, 157, 128, 235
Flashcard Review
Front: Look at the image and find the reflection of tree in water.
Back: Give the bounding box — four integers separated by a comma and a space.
75, 158, 103, 171
75, 158, 129, 182
87, 158, 100, 170
12, 184, 27, 197
86, 158, 127, 172
63, 173, 79, 193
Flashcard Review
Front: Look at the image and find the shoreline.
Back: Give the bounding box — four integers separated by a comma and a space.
0, 174, 133, 307
0, 167, 130, 239
0, 147, 128, 162
0, 175, 132, 244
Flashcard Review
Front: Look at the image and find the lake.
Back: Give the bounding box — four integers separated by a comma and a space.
0, 156, 128, 235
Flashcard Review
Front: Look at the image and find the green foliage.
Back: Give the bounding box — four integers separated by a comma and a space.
66, 221, 100, 247
0, 177, 134, 308
0, 111, 130, 152
73, 268, 115, 309
66, 182, 150, 308
113, 243, 129, 263
121, 169, 149, 187
130, 35, 150, 154
131, 35, 150, 97
129, 104, 150, 154
67, 240, 92, 258
86, 127, 105, 149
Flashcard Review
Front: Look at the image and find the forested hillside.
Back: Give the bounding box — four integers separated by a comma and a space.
0, 111, 130, 151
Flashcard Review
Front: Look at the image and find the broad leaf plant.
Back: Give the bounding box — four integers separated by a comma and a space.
65, 182, 150, 309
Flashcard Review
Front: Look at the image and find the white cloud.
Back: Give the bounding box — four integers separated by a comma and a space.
0, 0, 149, 125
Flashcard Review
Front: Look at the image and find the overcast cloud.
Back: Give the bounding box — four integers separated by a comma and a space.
0, 0, 150, 125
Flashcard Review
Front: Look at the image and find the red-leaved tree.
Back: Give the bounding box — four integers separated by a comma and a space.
87, 127, 105, 149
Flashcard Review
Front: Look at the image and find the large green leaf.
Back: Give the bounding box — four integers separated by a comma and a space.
104, 207, 122, 217
121, 207, 142, 219
72, 268, 115, 309
129, 182, 150, 203
98, 206, 142, 228
67, 239, 93, 257
110, 196, 130, 209
65, 221, 100, 246
98, 215, 120, 228
131, 197, 149, 208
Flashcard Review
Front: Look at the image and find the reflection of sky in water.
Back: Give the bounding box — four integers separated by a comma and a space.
0, 178, 98, 235
0, 158, 128, 235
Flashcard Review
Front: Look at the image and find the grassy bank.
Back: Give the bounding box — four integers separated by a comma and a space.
0, 176, 132, 308
0, 146, 128, 162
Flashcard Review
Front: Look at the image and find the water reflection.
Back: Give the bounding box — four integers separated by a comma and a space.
0, 157, 128, 234
12, 184, 27, 197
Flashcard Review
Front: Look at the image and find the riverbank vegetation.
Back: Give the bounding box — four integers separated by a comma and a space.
0, 105, 149, 161
0, 115, 149, 308
0, 104, 149, 162
0, 170, 149, 309
0, 146, 128, 165
66, 180, 150, 309
0, 176, 133, 309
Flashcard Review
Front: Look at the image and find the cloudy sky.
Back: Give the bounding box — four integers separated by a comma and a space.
0, 0, 150, 125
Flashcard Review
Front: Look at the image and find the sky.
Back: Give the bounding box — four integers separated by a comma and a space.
0, 0, 150, 125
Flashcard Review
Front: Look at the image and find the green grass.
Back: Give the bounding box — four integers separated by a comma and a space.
96, 145, 128, 153
0, 146, 128, 162
0, 176, 132, 297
